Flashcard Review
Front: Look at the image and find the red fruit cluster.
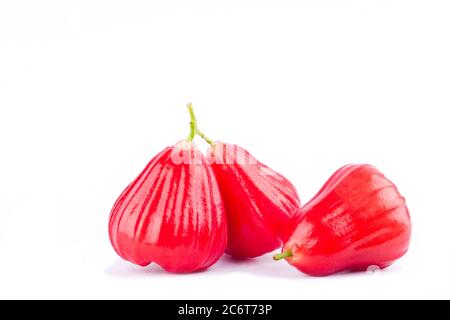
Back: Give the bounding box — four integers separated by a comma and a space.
109, 104, 300, 273
109, 104, 411, 276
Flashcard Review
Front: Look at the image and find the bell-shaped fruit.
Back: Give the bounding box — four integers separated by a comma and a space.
208, 142, 301, 258
274, 164, 411, 276
109, 141, 227, 273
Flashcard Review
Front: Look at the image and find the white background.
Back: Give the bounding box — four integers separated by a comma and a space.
1, 1, 449, 300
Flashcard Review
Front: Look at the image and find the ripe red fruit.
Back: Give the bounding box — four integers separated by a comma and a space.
108, 141, 227, 273
274, 164, 411, 276
208, 142, 301, 258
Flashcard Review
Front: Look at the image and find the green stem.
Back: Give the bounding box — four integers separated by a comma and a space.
273, 251, 293, 261
196, 129, 215, 146
186, 103, 197, 142
185, 103, 215, 146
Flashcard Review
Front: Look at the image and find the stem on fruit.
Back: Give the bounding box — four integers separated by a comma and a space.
273, 251, 293, 261
186, 103, 197, 142
196, 129, 215, 146
186, 103, 215, 146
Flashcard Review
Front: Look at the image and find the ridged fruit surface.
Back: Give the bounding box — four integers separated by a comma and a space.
208, 142, 301, 258
278, 164, 411, 276
109, 141, 227, 273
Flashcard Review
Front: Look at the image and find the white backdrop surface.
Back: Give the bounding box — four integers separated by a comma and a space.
0, 1, 449, 299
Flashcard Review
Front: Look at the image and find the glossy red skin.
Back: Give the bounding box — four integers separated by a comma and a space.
207, 142, 301, 258
282, 164, 411, 276
109, 141, 227, 273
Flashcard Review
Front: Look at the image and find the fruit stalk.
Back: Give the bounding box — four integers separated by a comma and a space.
273, 251, 293, 261
186, 103, 214, 146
